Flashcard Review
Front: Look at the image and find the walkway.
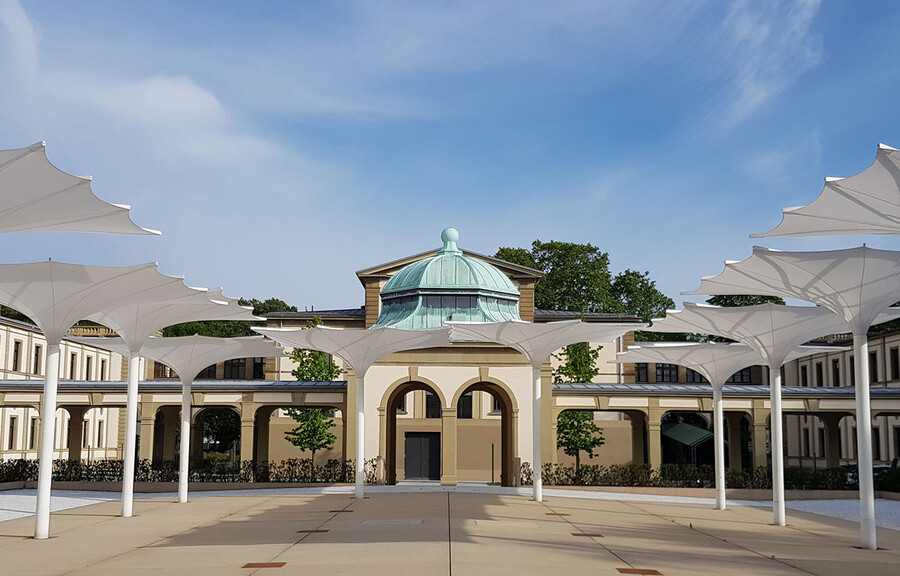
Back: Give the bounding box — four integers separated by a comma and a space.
0, 489, 898, 575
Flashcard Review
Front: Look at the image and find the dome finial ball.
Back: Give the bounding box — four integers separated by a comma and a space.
441, 227, 459, 244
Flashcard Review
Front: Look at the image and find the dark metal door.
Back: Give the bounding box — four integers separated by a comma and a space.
404, 432, 441, 480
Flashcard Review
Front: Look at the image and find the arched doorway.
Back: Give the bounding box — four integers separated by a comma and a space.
454, 382, 516, 486
190, 407, 241, 463
385, 382, 444, 484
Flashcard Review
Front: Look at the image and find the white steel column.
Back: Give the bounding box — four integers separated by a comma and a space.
713, 385, 726, 510
355, 374, 365, 499
121, 354, 141, 517
34, 343, 60, 540
178, 378, 193, 504
532, 365, 543, 502
854, 334, 877, 550
770, 369, 786, 526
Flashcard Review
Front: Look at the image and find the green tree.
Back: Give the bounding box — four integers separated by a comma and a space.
556, 410, 605, 472
162, 296, 297, 337
284, 317, 342, 475
290, 317, 343, 382
553, 342, 600, 384
284, 407, 337, 479
201, 409, 241, 458
1, 305, 33, 324
610, 269, 674, 322
496, 240, 612, 313
706, 295, 785, 307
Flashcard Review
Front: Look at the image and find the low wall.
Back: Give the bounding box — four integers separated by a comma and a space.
17, 481, 352, 493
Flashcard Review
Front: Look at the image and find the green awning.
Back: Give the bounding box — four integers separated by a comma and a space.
662, 422, 713, 447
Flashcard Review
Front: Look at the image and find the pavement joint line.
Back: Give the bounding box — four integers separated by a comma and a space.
619, 500, 821, 576
538, 498, 632, 567
55, 496, 272, 576
242, 562, 286, 568
617, 569, 663, 575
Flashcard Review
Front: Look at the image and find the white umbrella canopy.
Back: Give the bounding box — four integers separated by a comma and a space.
645, 302, 900, 525
76, 334, 284, 383
0, 260, 196, 539
253, 325, 451, 376
615, 342, 843, 512
685, 245, 899, 549
753, 143, 900, 237
686, 245, 900, 336
647, 303, 900, 368
0, 142, 159, 235
81, 289, 260, 517
446, 319, 645, 368
447, 319, 645, 502
77, 334, 285, 504
253, 325, 451, 499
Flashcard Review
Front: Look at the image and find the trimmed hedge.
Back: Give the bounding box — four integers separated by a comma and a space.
0, 458, 378, 484
521, 462, 892, 491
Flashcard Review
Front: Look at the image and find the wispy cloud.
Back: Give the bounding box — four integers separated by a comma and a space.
705, 0, 823, 132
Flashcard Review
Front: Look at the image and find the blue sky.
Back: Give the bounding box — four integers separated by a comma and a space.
2, 1, 900, 311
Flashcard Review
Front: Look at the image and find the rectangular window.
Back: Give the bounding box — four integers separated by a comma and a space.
685, 369, 707, 383
396, 392, 406, 413
70, 353, 77, 380
800, 365, 808, 387
869, 352, 878, 384
892, 348, 900, 381
894, 427, 900, 460
33, 344, 42, 375
252, 357, 265, 379
815, 362, 824, 387
96, 421, 104, 447
85, 356, 93, 381
656, 363, 679, 383
7, 416, 18, 450
852, 426, 858, 459
726, 367, 752, 384
425, 391, 441, 418
832, 358, 840, 387
817, 428, 826, 458
100, 358, 107, 381
197, 364, 216, 379
873, 427, 882, 461
802, 427, 810, 457
82, 420, 89, 449
850, 356, 855, 386
224, 358, 245, 380
154, 362, 174, 379
492, 395, 502, 413
28, 417, 37, 450
457, 391, 473, 419
635, 363, 648, 383
12, 340, 22, 372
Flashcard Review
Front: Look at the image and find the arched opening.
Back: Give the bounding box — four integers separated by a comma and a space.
191, 407, 241, 464
555, 409, 636, 469
454, 382, 515, 486
385, 382, 443, 484
661, 411, 713, 466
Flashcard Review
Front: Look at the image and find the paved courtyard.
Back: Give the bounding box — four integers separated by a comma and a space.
0, 489, 898, 576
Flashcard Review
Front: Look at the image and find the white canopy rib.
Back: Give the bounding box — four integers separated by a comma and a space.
252, 326, 451, 376
71, 334, 284, 382
646, 302, 900, 368
685, 245, 900, 335
753, 143, 900, 237
446, 319, 645, 367
0, 142, 159, 235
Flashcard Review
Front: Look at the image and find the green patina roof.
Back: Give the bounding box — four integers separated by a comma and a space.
662, 422, 714, 447
375, 228, 521, 329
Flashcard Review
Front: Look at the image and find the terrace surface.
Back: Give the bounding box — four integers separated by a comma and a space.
0, 489, 898, 575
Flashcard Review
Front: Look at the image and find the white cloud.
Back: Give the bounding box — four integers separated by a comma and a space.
707, 0, 823, 132
0, 0, 37, 73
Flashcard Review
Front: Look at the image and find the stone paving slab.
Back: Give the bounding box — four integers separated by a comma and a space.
0, 490, 898, 575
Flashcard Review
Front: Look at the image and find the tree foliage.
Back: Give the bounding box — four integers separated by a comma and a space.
290, 317, 343, 382
496, 240, 611, 313
162, 296, 297, 337
283, 407, 337, 478
553, 342, 600, 384
0, 305, 33, 324
556, 410, 605, 471
705, 295, 785, 307
201, 409, 241, 457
